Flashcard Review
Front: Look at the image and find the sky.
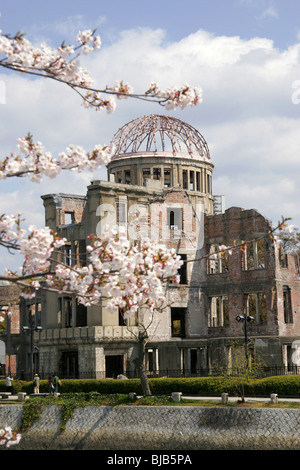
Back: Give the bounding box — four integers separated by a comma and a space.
0, 0, 300, 272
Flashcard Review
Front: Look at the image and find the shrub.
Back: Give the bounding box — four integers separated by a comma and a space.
0, 379, 25, 394
247, 375, 300, 396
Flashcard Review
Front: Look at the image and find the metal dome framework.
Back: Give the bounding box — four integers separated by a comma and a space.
111, 115, 210, 160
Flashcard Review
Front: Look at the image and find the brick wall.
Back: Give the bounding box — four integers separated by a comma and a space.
204, 207, 278, 338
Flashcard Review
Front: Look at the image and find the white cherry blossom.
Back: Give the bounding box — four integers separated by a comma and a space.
0, 427, 21, 447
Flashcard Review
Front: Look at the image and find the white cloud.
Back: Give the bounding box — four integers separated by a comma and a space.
258, 5, 279, 20
237, 0, 279, 21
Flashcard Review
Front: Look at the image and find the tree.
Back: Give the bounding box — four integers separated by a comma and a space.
213, 340, 266, 403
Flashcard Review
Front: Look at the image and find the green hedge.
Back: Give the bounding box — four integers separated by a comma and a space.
0, 379, 25, 394
56, 375, 300, 396
244, 375, 300, 396
1, 375, 300, 397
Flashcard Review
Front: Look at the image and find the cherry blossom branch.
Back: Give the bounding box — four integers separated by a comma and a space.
0, 134, 115, 182
0, 29, 203, 113
0, 219, 183, 315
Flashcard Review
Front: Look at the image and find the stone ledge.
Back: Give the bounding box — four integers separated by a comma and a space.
34, 325, 139, 342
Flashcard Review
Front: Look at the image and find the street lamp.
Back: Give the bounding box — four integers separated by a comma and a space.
236, 312, 255, 367
22, 325, 42, 380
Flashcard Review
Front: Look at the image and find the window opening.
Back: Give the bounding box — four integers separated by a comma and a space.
196, 172, 201, 192
178, 254, 187, 284
142, 168, 151, 185
171, 308, 186, 337
64, 245, 72, 266
118, 308, 127, 326
116, 171, 122, 183
207, 174, 211, 194
208, 295, 229, 327
79, 239, 86, 266
148, 349, 154, 372
164, 168, 171, 187
208, 244, 229, 274
167, 207, 182, 230
242, 239, 265, 271
190, 171, 195, 191
245, 292, 267, 324
76, 302, 87, 327
124, 170, 131, 184
190, 349, 198, 374
64, 212, 75, 225
283, 286, 293, 323
153, 168, 161, 180
182, 170, 188, 189
64, 297, 73, 327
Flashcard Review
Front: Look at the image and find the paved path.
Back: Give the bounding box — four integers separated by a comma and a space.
182, 395, 300, 403
2, 393, 300, 403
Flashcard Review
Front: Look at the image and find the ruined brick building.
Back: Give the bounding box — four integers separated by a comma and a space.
1, 114, 300, 379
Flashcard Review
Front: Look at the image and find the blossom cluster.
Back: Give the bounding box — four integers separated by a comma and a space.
47, 225, 183, 318
0, 29, 100, 85
0, 213, 25, 245
0, 135, 115, 181
0, 214, 66, 291
20, 226, 66, 276
0, 427, 21, 447
145, 82, 203, 109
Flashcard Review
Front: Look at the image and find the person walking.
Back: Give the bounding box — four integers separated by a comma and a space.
5, 375, 13, 393
53, 375, 60, 393
48, 376, 54, 395
33, 374, 40, 394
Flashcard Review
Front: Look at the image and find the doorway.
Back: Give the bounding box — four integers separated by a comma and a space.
105, 355, 124, 378
61, 351, 78, 378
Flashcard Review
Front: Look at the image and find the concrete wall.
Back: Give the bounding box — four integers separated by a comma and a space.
1, 404, 300, 450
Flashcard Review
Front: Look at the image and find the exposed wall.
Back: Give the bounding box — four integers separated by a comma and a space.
203, 207, 300, 368
2, 404, 300, 450
0, 286, 22, 376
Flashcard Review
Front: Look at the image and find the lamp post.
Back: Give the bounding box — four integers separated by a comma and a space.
235, 310, 255, 367
22, 325, 42, 380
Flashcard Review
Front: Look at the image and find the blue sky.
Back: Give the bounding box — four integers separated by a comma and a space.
0, 0, 300, 272
2, 0, 300, 50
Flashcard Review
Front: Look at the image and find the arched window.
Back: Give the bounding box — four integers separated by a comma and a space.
170, 210, 175, 227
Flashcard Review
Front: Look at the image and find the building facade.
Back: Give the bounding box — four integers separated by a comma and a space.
2, 114, 299, 379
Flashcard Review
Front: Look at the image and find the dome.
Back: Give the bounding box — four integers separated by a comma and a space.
111, 114, 210, 161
